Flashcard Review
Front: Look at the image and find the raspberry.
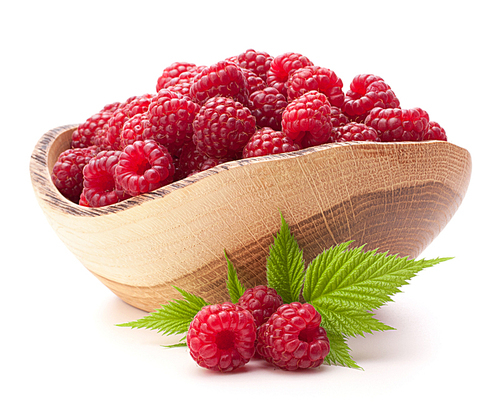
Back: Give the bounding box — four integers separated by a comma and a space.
156, 62, 197, 92
237, 285, 284, 327
144, 89, 200, 153
248, 87, 288, 131
189, 61, 249, 105
105, 94, 154, 150
256, 302, 330, 371
331, 122, 379, 142
233, 49, 273, 80
423, 121, 447, 141
342, 74, 400, 122
243, 128, 300, 158
162, 66, 206, 89
51, 146, 98, 203
115, 140, 175, 196
119, 113, 151, 149
330, 106, 349, 128
187, 303, 256, 372
287, 65, 344, 108
281, 91, 333, 148
193, 96, 256, 158
365, 107, 430, 142
266, 52, 314, 96
164, 81, 192, 98
71, 108, 115, 149
240, 67, 267, 95
82, 150, 129, 207
175, 141, 228, 180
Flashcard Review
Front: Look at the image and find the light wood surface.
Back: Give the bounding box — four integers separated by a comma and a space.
30, 125, 472, 312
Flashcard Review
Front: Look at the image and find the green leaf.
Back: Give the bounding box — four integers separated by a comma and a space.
163, 342, 188, 349
224, 250, 246, 303
315, 300, 395, 337
303, 244, 452, 312
323, 330, 362, 370
266, 213, 305, 303
116, 286, 208, 336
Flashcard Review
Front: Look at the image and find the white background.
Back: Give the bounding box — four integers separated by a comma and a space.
2, 1, 498, 416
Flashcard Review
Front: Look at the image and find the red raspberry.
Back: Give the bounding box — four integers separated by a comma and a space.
237, 285, 284, 327
423, 121, 447, 141
365, 107, 430, 142
331, 122, 379, 142
281, 91, 333, 148
342, 74, 400, 122
193, 96, 256, 158
144, 89, 200, 153
248, 87, 288, 131
175, 141, 229, 180
164, 81, 192, 98
71, 108, 115, 149
82, 150, 129, 207
189, 61, 249, 105
266, 52, 314, 96
51, 146, 98, 203
233, 49, 273, 80
330, 106, 349, 128
156, 62, 197, 92
243, 128, 300, 158
287, 65, 344, 108
256, 302, 330, 371
105, 94, 154, 150
240, 68, 267, 95
119, 113, 151, 150
115, 140, 175, 196
162, 66, 206, 89
187, 303, 256, 372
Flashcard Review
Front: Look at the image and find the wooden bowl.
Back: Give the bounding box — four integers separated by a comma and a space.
30, 125, 472, 312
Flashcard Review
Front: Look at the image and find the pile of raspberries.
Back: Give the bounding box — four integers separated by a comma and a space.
51, 49, 447, 207
187, 285, 330, 372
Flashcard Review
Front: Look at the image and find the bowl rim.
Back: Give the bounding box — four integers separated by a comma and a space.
30, 124, 465, 217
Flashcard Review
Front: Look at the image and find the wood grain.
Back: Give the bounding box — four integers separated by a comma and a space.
30, 126, 472, 312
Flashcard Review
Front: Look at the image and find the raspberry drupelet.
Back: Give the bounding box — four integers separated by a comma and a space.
115, 140, 175, 196
256, 302, 330, 371
187, 303, 256, 372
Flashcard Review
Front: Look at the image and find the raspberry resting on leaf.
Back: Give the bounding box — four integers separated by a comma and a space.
51, 146, 98, 203
82, 150, 129, 207
256, 302, 330, 371
365, 107, 430, 142
187, 303, 256, 372
115, 140, 175, 196
193, 96, 256, 159
287, 65, 344, 108
237, 285, 284, 328
243, 128, 300, 158
281, 90, 333, 148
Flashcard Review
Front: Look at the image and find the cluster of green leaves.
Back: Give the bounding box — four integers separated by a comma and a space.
118, 213, 451, 369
